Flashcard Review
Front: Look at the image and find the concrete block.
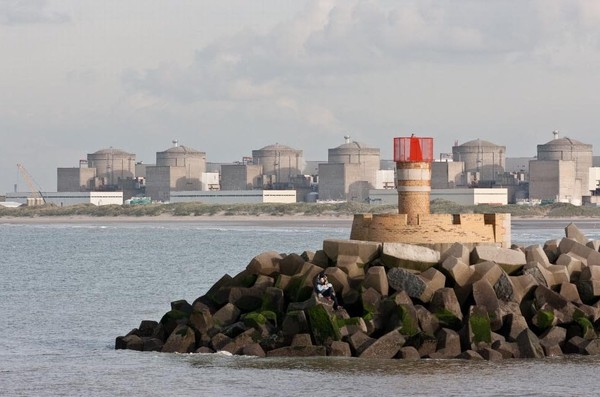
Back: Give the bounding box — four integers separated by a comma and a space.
246, 251, 282, 277
508, 274, 538, 303
546, 265, 570, 285
435, 328, 461, 358
279, 253, 306, 276
440, 256, 473, 288
397, 346, 420, 360
440, 242, 471, 264
516, 329, 545, 358
291, 333, 313, 347
471, 245, 526, 275
430, 288, 463, 325
329, 341, 352, 357
586, 240, 600, 252
213, 303, 241, 328
359, 330, 406, 359
525, 244, 551, 267
559, 282, 583, 304
381, 242, 440, 272
558, 238, 600, 266
419, 268, 447, 303
543, 239, 560, 264
472, 279, 502, 331
322, 239, 381, 264
565, 222, 588, 245
503, 312, 529, 342
523, 261, 554, 287
555, 254, 583, 281
415, 305, 440, 336
363, 265, 389, 296
471, 261, 504, 285
336, 259, 365, 278
162, 325, 195, 353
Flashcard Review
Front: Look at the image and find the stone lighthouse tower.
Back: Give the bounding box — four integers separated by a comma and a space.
350, 135, 511, 249
394, 135, 434, 225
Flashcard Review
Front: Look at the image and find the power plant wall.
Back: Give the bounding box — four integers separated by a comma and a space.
452, 139, 505, 182
252, 144, 303, 184
537, 137, 592, 197
87, 148, 136, 187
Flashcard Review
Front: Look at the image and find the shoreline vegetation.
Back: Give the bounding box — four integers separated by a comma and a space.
1, 200, 600, 221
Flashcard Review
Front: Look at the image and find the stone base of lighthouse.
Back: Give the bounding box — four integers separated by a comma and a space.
349, 212, 511, 251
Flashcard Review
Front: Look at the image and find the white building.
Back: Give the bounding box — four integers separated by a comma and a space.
169, 190, 297, 204
6, 192, 123, 206
369, 188, 508, 206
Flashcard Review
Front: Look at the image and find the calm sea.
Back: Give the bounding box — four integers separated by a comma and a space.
2, 218, 600, 397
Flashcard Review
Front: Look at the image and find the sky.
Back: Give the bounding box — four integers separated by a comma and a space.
2, 0, 600, 193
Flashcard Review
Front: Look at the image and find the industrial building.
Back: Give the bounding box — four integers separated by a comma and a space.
369, 188, 508, 206
318, 136, 381, 202
452, 139, 505, 186
145, 142, 214, 202
6, 191, 123, 206
57, 147, 136, 193
7, 129, 599, 208
251, 143, 303, 187
169, 190, 296, 204
529, 132, 593, 206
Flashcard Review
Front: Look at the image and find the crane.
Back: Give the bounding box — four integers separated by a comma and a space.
16, 163, 46, 205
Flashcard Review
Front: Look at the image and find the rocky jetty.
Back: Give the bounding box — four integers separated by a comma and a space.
116, 223, 600, 360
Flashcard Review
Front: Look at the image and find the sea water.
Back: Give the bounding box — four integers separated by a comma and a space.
1, 218, 600, 397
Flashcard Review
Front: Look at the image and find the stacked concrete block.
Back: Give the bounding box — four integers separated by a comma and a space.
117, 222, 600, 361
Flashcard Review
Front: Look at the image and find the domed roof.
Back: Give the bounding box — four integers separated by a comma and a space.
161, 145, 203, 154
91, 147, 133, 156
257, 143, 297, 151
334, 141, 373, 150
458, 139, 500, 148
541, 137, 588, 147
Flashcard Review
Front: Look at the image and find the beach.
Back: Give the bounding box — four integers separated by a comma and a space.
0, 213, 356, 227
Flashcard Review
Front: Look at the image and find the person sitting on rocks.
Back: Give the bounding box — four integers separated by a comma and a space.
315, 271, 341, 310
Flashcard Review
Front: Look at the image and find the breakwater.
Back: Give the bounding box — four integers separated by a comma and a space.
116, 222, 600, 359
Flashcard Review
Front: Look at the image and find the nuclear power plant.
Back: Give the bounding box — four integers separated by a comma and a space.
5, 130, 600, 207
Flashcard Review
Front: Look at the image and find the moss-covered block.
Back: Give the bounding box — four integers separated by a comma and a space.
398, 304, 419, 337
307, 304, 340, 345
434, 308, 462, 330
469, 312, 492, 344
536, 310, 555, 330
159, 309, 189, 325
242, 312, 267, 328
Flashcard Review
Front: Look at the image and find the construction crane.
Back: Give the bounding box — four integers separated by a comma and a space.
16, 163, 46, 205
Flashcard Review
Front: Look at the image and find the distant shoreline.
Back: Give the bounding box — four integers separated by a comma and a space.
0, 213, 355, 227
1, 213, 600, 229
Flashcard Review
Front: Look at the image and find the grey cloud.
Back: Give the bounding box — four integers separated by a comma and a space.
122, 0, 600, 103
0, 0, 70, 25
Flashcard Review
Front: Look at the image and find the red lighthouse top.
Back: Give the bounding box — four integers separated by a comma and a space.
393, 136, 434, 162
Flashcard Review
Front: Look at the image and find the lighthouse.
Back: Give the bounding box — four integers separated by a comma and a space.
394, 135, 434, 225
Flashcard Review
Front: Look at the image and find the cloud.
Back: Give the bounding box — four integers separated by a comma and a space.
0, 0, 70, 25
118, 0, 600, 144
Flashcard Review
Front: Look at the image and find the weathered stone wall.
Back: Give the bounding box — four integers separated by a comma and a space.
350, 213, 511, 248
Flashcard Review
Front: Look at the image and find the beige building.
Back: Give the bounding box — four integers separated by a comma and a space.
529, 160, 578, 204
252, 143, 303, 187
57, 166, 97, 192
145, 143, 207, 202
529, 133, 593, 205
318, 137, 381, 202
452, 139, 505, 184
431, 161, 466, 189
87, 148, 136, 188
220, 164, 263, 190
